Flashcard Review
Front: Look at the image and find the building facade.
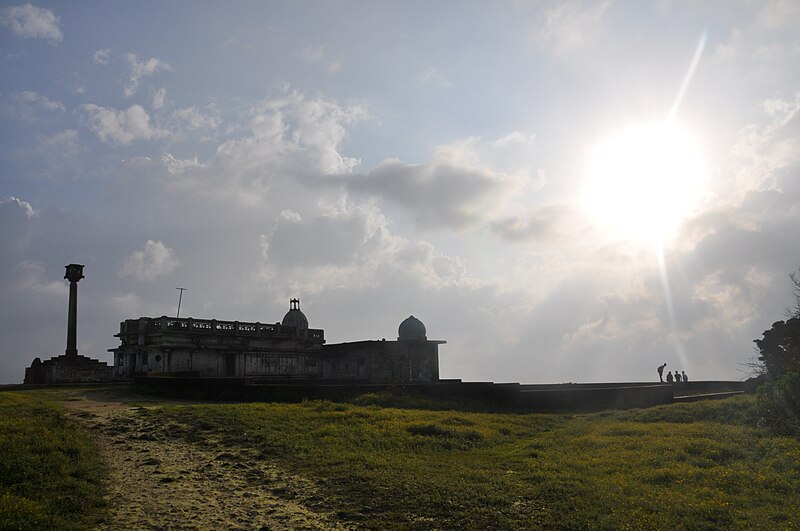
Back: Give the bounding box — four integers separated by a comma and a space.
110, 300, 443, 384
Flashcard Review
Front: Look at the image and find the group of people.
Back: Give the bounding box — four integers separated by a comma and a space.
657, 363, 688, 383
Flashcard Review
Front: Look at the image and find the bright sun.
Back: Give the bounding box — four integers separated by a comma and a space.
582, 122, 707, 247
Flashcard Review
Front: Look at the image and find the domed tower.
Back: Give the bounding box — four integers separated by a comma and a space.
398, 315, 427, 341
281, 298, 308, 331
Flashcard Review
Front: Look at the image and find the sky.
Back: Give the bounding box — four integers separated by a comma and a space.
1, 1, 799, 384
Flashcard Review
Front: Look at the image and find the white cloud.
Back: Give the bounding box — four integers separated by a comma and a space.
259, 204, 467, 295
93, 48, 112, 65
170, 105, 221, 131
0, 196, 36, 218
120, 240, 180, 282
14, 260, 67, 297
152, 87, 167, 110
419, 66, 452, 88
123, 53, 171, 97
168, 90, 368, 202
162, 153, 200, 176
529, 0, 610, 55
0, 3, 62, 43
80, 103, 165, 146
2, 91, 64, 122
727, 90, 800, 199
298, 44, 341, 72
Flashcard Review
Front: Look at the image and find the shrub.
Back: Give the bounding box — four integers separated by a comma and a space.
757, 371, 800, 435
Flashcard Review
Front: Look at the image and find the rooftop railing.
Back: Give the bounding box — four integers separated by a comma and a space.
124, 316, 324, 341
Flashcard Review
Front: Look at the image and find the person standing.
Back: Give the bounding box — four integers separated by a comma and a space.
657, 363, 667, 382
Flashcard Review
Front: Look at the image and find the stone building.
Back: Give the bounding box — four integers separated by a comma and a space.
110, 299, 443, 384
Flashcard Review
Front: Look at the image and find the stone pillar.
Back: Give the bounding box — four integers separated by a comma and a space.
64, 264, 84, 358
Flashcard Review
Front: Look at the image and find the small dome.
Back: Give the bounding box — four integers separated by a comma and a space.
398, 315, 426, 340
281, 298, 308, 331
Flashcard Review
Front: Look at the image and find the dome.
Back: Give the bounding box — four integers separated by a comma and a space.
281, 298, 308, 331
398, 315, 426, 340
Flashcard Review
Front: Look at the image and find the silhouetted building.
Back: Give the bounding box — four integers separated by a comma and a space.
110, 301, 443, 383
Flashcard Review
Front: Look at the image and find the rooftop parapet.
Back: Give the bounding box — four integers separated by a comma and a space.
117, 316, 324, 342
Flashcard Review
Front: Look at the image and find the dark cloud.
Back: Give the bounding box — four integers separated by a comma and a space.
347, 158, 522, 230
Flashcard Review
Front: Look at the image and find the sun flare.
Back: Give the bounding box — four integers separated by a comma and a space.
582, 123, 707, 247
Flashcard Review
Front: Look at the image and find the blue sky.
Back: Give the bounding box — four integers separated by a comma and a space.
1, 1, 799, 384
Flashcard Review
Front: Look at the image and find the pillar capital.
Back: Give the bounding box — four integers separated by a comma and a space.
65, 263, 84, 283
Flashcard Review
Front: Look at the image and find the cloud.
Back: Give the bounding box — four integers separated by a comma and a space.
80, 103, 165, 146
2, 91, 64, 122
712, 2, 800, 85
124, 53, 171, 97
259, 205, 467, 295
345, 135, 534, 230
297, 44, 341, 72
529, 0, 610, 55
491, 205, 581, 242
419, 66, 452, 88
152, 87, 167, 110
0, 196, 36, 218
0, 3, 62, 42
13, 260, 68, 297
162, 153, 200, 176
169, 105, 221, 131
93, 48, 112, 65
727, 90, 800, 199
120, 240, 180, 282
350, 159, 520, 230
168, 91, 367, 202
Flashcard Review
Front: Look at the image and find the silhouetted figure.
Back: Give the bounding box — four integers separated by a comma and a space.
657, 363, 667, 382
682, 371, 688, 383
674, 371, 682, 383
666, 371, 674, 383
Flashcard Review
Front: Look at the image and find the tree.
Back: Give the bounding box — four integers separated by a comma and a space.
754, 318, 800, 381
753, 270, 800, 434
789, 267, 800, 319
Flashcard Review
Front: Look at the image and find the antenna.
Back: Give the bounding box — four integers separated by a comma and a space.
176, 287, 188, 318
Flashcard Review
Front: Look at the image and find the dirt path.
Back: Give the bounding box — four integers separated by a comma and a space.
63, 390, 348, 530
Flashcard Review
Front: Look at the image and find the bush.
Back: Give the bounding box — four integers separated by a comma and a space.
757, 371, 800, 435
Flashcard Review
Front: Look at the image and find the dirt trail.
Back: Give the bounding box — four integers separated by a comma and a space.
63, 391, 348, 530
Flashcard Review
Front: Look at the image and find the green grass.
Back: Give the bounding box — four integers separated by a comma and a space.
2, 387, 798, 529
0, 391, 107, 530
147, 394, 799, 529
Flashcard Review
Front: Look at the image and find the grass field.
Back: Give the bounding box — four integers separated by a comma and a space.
152, 392, 799, 529
1, 387, 799, 529
0, 390, 107, 530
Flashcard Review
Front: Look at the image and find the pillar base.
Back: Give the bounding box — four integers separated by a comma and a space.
24, 354, 113, 384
